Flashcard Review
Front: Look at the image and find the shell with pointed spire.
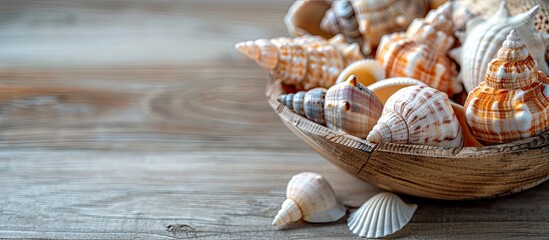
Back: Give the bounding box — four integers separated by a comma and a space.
319, 0, 430, 56
236, 35, 363, 90
272, 172, 345, 226
347, 192, 417, 238
278, 76, 383, 138
450, 1, 549, 93
366, 85, 464, 147
464, 30, 549, 145
375, 2, 462, 96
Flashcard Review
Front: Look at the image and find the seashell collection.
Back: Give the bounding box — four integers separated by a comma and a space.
238, 0, 549, 237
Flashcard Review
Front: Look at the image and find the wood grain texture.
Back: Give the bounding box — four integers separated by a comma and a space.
268, 79, 549, 200
0, 0, 548, 239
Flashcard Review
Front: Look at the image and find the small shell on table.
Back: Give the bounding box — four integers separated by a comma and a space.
451, 2, 549, 93
366, 77, 426, 105
367, 85, 464, 147
464, 30, 549, 145
335, 59, 385, 86
284, 0, 333, 38
376, 2, 462, 96
278, 76, 383, 138
273, 172, 345, 226
320, 0, 430, 56
236, 35, 363, 90
347, 192, 417, 238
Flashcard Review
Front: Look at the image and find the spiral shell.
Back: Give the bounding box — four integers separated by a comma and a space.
320, 0, 430, 56
347, 192, 417, 238
367, 85, 464, 147
278, 76, 383, 138
272, 172, 345, 226
464, 30, 549, 145
284, 0, 333, 38
376, 2, 462, 96
450, 2, 549, 93
236, 35, 363, 90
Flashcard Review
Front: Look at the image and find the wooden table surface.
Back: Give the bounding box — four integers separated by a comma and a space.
0, 1, 548, 239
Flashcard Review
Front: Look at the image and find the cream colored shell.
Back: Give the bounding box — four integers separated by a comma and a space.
335, 59, 385, 86
236, 35, 363, 90
347, 192, 417, 238
451, 2, 549, 93
367, 85, 464, 147
272, 172, 345, 226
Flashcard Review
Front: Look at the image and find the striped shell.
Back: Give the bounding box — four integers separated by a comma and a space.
272, 172, 345, 226
320, 0, 430, 56
464, 30, 549, 145
376, 2, 462, 96
278, 76, 383, 138
347, 192, 417, 238
451, 2, 549, 93
367, 85, 464, 147
236, 35, 363, 90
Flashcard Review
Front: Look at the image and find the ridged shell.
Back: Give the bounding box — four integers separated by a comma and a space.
272, 172, 345, 226
324, 76, 383, 138
367, 85, 464, 147
278, 76, 383, 138
320, 0, 430, 56
366, 77, 427, 104
464, 30, 549, 145
236, 35, 363, 90
451, 2, 549, 93
284, 0, 333, 38
347, 192, 417, 238
376, 2, 462, 96
335, 59, 385, 86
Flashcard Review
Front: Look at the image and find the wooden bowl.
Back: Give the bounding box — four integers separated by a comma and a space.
266, 78, 549, 200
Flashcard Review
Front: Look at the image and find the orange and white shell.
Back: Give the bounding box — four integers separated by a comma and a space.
272, 172, 345, 226
278, 76, 383, 138
375, 2, 462, 96
464, 30, 549, 145
450, 2, 549, 93
320, 0, 430, 56
236, 35, 363, 90
366, 85, 464, 147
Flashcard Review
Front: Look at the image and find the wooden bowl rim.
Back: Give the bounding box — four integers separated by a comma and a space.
266, 78, 549, 157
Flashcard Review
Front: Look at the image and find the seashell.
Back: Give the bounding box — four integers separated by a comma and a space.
320, 0, 430, 56
375, 2, 462, 96
450, 102, 484, 147
347, 192, 417, 238
278, 75, 383, 138
366, 77, 426, 105
335, 59, 385, 86
367, 85, 464, 147
236, 35, 364, 90
284, 0, 333, 38
272, 172, 345, 226
450, 2, 549, 93
464, 30, 549, 145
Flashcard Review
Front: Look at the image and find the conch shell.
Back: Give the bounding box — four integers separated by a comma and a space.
376, 2, 462, 96
278, 76, 383, 138
320, 0, 430, 56
236, 35, 363, 90
451, 2, 549, 93
347, 192, 417, 238
272, 172, 346, 226
367, 85, 464, 147
464, 30, 549, 145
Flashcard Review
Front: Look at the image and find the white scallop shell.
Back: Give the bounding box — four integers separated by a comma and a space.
272, 172, 346, 226
347, 192, 417, 238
